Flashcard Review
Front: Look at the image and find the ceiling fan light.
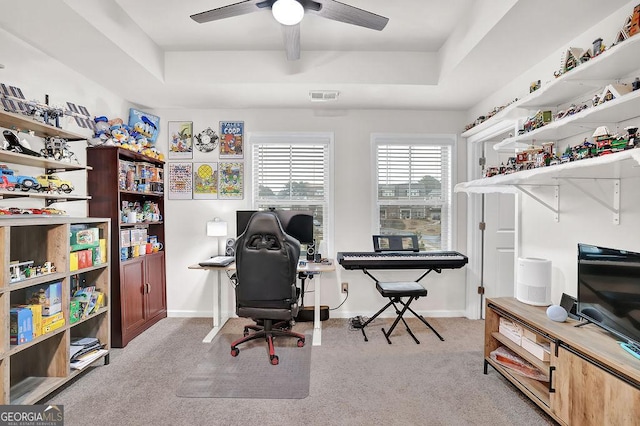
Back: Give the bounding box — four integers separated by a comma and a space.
272, 0, 304, 26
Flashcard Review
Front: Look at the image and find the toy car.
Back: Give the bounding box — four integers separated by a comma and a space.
41, 207, 66, 215
36, 174, 74, 193
0, 175, 16, 191
0, 165, 39, 191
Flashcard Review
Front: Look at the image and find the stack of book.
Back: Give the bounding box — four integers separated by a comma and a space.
70, 337, 107, 370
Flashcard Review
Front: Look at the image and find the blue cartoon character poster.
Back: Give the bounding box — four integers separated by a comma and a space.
128, 108, 160, 144
219, 121, 244, 159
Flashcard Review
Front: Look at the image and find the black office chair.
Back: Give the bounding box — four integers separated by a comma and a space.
230, 211, 305, 365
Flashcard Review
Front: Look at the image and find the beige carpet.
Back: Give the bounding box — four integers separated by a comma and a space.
175, 332, 311, 399
42, 316, 555, 426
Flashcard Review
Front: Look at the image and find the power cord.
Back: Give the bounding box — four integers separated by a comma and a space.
330, 289, 349, 311
348, 315, 373, 331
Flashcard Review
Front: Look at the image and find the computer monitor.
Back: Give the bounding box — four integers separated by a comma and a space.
236, 210, 257, 237
236, 209, 314, 245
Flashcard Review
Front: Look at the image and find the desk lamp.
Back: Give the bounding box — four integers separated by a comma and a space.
206, 218, 228, 256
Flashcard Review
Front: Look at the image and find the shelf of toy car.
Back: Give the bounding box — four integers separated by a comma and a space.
0, 189, 90, 202
455, 148, 640, 194
495, 90, 640, 151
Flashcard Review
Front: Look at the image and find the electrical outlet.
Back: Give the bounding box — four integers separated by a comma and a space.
341, 282, 349, 293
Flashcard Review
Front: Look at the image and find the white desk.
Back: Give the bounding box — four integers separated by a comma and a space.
189, 260, 335, 346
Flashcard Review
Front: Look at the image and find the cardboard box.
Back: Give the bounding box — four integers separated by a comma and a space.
70, 226, 100, 251
69, 300, 81, 324
10, 307, 33, 345
70, 251, 79, 271
91, 246, 102, 265
42, 312, 64, 328
99, 239, 107, 264
18, 304, 42, 338
42, 317, 65, 334
521, 336, 551, 361
499, 317, 523, 345
77, 249, 93, 269
26, 282, 62, 315
120, 230, 131, 248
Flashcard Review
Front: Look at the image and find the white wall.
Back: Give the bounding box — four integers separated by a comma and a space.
151, 108, 469, 319
0, 28, 130, 216
464, 1, 640, 303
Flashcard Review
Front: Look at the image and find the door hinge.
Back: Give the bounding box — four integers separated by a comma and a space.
477, 286, 485, 295
479, 157, 486, 167
478, 222, 486, 231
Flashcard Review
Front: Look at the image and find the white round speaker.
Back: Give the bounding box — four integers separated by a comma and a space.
516, 257, 552, 306
547, 304, 568, 322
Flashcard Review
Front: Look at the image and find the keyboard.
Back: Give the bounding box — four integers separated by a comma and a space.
199, 256, 235, 267
337, 251, 468, 270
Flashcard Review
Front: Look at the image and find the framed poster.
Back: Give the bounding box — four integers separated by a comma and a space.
168, 121, 193, 159
219, 162, 244, 199
193, 162, 218, 199
168, 162, 193, 199
194, 127, 219, 153
128, 108, 160, 144
219, 121, 244, 159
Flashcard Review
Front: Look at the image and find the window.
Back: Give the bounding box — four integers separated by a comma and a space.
374, 134, 455, 251
250, 133, 332, 248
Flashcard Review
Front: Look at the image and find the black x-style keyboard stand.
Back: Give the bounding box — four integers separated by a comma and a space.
353, 268, 445, 344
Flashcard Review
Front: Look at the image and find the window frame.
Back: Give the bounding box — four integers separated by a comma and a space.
248, 131, 334, 255
371, 133, 457, 251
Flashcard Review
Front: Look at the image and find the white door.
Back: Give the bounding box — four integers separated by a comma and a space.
465, 137, 516, 318
481, 141, 516, 317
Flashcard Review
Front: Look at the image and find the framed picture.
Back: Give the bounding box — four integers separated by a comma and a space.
219, 162, 244, 199
194, 127, 219, 153
168, 162, 193, 199
128, 108, 160, 144
193, 162, 218, 199
168, 121, 193, 159
219, 121, 244, 159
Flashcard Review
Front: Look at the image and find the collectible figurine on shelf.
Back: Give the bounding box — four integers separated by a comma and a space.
40, 137, 79, 164
626, 126, 639, 148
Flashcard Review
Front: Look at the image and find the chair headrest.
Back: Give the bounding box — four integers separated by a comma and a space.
242, 212, 286, 243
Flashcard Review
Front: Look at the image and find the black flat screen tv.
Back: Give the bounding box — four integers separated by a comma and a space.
577, 243, 640, 346
236, 209, 314, 244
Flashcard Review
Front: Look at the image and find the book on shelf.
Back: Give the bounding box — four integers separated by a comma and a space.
70, 349, 108, 370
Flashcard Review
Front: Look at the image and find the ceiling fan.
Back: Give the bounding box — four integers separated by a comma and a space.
190, 0, 389, 60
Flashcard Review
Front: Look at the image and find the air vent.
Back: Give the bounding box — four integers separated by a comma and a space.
309, 90, 339, 102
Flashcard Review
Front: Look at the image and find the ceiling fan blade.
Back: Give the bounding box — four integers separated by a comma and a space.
281, 24, 301, 60
190, 0, 274, 23
307, 0, 388, 31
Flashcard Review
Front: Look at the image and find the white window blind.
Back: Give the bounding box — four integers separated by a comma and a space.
375, 136, 454, 251
250, 134, 331, 246
252, 144, 328, 203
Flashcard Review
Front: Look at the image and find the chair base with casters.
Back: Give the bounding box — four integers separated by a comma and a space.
355, 281, 445, 344
230, 319, 305, 365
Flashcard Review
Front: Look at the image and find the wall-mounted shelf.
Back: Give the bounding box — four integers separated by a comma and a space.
0, 109, 88, 141
494, 89, 640, 151
455, 149, 638, 223
463, 35, 640, 146
455, 148, 640, 191
0, 108, 92, 207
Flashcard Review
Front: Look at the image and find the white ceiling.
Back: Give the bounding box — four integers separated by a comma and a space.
0, 0, 630, 111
